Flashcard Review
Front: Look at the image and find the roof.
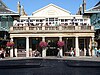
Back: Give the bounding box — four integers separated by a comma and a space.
95, 1, 100, 6
84, 1, 100, 14
0, 0, 19, 15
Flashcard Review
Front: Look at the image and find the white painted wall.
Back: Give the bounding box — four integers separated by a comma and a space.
32, 5, 71, 17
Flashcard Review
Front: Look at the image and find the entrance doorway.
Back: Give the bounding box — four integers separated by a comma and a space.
46, 37, 59, 56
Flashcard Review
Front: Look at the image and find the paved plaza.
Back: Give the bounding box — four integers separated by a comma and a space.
0, 56, 100, 75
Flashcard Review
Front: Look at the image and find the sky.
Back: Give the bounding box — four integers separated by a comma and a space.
2, 0, 100, 15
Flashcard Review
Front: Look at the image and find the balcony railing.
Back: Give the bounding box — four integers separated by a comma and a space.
10, 25, 94, 33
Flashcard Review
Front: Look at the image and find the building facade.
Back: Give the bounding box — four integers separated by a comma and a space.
9, 3, 95, 57
0, 1, 19, 49
84, 1, 100, 48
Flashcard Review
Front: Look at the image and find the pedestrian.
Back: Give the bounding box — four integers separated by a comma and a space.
57, 48, 62, 58
33, 49, 41, 57
94, 48, 97, 56
0, 48, 4, 59
70, 47, 74, 57
97, 48, 100, 57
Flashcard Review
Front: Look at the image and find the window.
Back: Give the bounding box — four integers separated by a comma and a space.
49, 18, 54, 21
55, 18, 58, 21
46, 18, 48, 21
65, 23, 68, 25
36, 19, 39, 22
98, 20, 100, 23
75, 19, 78, 21
61, 19, 64, 22
80, 19, 83, 21
65, 19, 68, 22
80, 23, 83, 25
21, 20, 24, 22
0, 3, 2, 6
30, 20, 33, 22
40, 20, 43, 22
75, 23, 78, 25
84, 23, 87, 25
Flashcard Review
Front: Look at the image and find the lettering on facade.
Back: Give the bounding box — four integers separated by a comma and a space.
64, 33, 74, 36
47, 10, 56, 15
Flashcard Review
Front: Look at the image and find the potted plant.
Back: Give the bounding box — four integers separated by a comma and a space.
6, 41, 14, 49
39, 41, 48, 57
6, 41, 14, 57
57, 41, 64, 57
57, 41, 64, 48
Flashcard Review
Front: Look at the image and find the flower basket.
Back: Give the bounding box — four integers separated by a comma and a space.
6, 41, 14, 49
57, 41, 64, 48
39, 41, 48, 48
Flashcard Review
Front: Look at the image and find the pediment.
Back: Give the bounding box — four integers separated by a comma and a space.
32, 4, 71, 17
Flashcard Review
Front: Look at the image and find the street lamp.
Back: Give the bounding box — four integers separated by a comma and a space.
66, 38, 68, 51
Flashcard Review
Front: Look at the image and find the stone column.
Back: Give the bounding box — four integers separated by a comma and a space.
29, 48, 32, 57
84, 48, 86, 56
83, 38, 87, 56
26, 37, 29, 57
15, 48, 17, 57
75, 36, 79, 56
42, 37, 45, 42
42, 37, 46, 57
59, 36, 62, 41
92, 36, 95, 56
59, 36, 63, 57
10, 38, 13, 57
89, 38, 92, 56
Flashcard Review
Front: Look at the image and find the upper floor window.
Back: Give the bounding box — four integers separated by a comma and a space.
30, 20, 33, 22
65, 19, 68, 22
61, 19, 64, 22
46, 18, 48, 21
49, 18, 54, 21
80, 19, 83, 21
36, 19, 39, 22
40, 20, 43, 22
55, 18, 58, 21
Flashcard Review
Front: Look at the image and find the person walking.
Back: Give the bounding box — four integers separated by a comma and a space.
0, 48, 4, 59
57, 48, 62, 58
70, 47, 74, 57
97, 48, 100, 57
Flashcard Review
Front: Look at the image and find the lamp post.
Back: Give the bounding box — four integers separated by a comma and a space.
0, 16, 1, 30
66, 38, 68, 51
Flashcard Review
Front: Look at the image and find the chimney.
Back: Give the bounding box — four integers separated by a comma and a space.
17, 1, 21, 15
76, 5, 82, 15
82, 0, 86, 14
79, 5, 82, 15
